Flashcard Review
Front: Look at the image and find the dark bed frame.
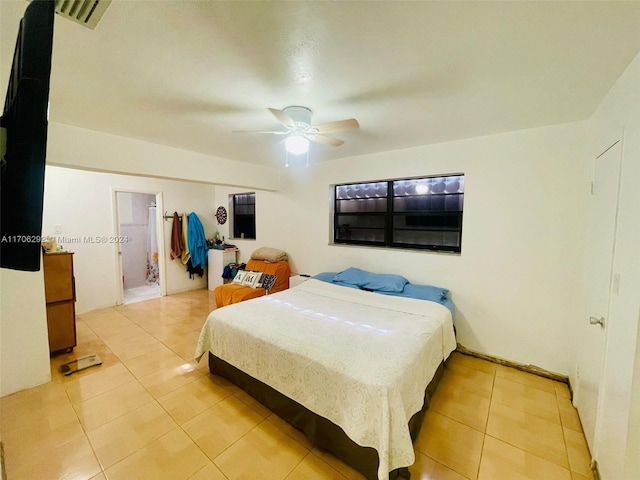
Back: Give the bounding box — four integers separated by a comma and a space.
209, 353, 446, 480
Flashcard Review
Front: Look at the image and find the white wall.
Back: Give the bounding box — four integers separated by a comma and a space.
0, 268, 51, 396
46, 122, 280, 191
42, 166, 217, 314
586, 51, 640, 480
212, 187, 303, 275
216, 121, 591, 376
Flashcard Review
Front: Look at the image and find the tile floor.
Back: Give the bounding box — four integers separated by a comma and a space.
1, 289, 594, 480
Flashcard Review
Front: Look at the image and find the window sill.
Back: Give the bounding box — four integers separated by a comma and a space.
328, 242, 461, 256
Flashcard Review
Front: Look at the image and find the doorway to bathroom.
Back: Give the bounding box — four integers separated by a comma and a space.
115, 191, 164, 304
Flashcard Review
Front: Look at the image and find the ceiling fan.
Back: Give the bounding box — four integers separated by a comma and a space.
234, 106, 359, 155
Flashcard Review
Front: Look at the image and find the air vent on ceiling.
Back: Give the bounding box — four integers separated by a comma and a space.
53, 0, 112, 29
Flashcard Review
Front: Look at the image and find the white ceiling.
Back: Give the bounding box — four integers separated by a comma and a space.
2, 1, 640, 167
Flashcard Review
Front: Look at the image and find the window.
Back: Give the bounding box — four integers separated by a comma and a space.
230, 192, 256, 239
333, 174, 464, 252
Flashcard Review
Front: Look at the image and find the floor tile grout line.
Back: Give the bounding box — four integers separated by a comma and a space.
557, 397, 585, 477
78, 304, 215, 478
453, 353, 580, 477
109, 298, 224, 479
188, 462, 231, 480
474, 363, 497, 480
116, 297, 237, 479
79, 311, 191, 474
486, 362, 575, 477
203, 418, 264, 472
60, 369, 108, 478
488, 397, 563, 427
177, 418, 232, 480
70, 378, 152, 431
99, 425, 184, 478
448, 354, 566, 478
99, 305, 205, 398
482, 432, 574, 476
415, 409, 483, 479
303, 450, 350, 480
280, 449, 311, 480
420, 452, 475, 480
482, 405, 572, 472
187, 411, 314, 479
494, 366, 559, 396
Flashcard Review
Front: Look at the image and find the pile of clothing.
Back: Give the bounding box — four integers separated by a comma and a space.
170, 212, 207, 278
221, 262, 246, 281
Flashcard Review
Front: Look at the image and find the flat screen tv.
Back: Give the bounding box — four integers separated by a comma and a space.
0, 0, 55, 271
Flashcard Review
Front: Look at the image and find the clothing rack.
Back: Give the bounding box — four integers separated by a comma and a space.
162, 210, 200, 222
163, 211, 188, 222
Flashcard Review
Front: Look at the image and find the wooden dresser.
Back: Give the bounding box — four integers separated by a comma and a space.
43, 252, 76, 353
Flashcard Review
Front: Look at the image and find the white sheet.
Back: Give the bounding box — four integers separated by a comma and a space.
195, 279, 456, 480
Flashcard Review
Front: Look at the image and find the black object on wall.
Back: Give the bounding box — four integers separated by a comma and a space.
0, 0, 55, 271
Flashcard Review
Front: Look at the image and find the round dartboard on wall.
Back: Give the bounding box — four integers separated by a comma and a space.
215, 206, 227, 225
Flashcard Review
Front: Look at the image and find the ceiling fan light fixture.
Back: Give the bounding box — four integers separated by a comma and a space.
284, 135, 310, 155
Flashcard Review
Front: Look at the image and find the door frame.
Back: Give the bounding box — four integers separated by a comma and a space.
573, 128, 625, 477
111, 188, 167, 305
592, 130, 629, 478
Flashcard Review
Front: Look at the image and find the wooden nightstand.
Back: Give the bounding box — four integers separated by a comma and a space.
43, 252, 76, 354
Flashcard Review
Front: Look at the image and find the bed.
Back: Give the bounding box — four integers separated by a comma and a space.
195, 271, 456, 480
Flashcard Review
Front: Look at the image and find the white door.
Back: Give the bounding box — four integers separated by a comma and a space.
574, 141, 622, 453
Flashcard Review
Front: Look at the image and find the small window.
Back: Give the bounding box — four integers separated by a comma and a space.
230, 192, 256, 239
334, 174, 464, 252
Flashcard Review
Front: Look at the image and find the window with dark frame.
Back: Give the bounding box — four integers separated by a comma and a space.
334, 174, 464, 253
231, 192, 256, 239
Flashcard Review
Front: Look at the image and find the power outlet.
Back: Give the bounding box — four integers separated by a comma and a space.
54, 224, 62, 234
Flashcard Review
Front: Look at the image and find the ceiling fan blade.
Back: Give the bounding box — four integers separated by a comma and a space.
232, 130, 288, 135
311, 118, 359, 134
267, 108, 296, 128
307, 134, 345, 147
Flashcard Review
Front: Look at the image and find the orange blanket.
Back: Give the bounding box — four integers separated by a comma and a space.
214, 259, 290, 308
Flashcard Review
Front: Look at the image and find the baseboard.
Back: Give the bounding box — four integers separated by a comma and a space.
455, 344, 569, 384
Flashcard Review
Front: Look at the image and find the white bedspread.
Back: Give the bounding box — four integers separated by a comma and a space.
195, 279, 456, 480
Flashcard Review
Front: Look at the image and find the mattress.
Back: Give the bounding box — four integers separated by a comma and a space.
195, 279, 456, 479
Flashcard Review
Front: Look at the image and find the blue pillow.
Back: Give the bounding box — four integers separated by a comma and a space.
313, 272, 455, 315
403, 284, 448, 301
379, 283, 448, 302
312, 272, 338, 283
333, 267, 408, 293
312, 272, 360, 289
377, 283, 454, 315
